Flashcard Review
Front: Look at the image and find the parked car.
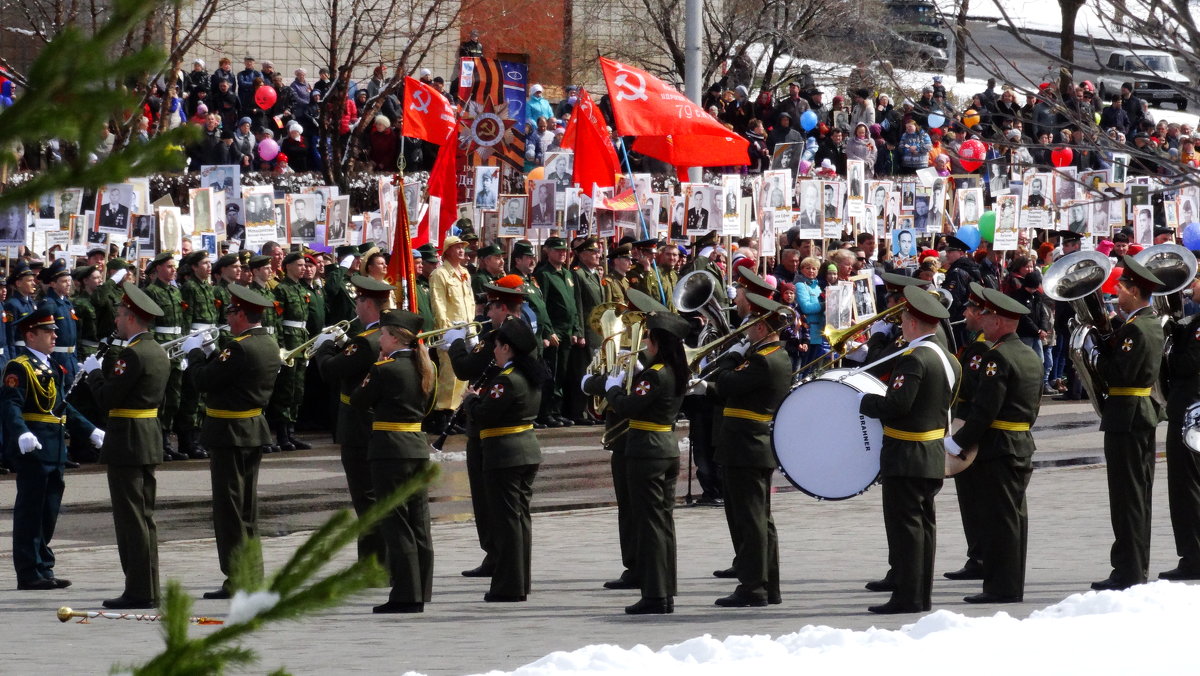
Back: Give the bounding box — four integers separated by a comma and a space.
1097, 49, 1190, 110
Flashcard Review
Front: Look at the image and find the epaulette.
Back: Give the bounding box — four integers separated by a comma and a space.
501, 367, 514, 375
757, 345, 781, 356
374, 358, 395, 365
650, 363, 664, 371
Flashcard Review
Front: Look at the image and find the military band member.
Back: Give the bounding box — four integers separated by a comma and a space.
1092, 257, 1165, 591
186, 284, 281, 599
944, 282, 992, 582
268, 252, 314, 452
945, 288, 1042, 603
312, 275, 393, 566
698, 293, 792, 607
1160, 270, 1200, 581
604, 244, 633, 306
469, 318, 544, 602
859, 286, 960, 614
81, 283, 171, 609
2, 309, 102, 590
445, 274, 527, 578
604, 310, 691, 615
583, 287, 670, 592
349, 309, 435, 614
142, 253, 190, 462
177, 250, 219, 460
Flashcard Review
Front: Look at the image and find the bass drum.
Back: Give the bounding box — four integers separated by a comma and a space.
773, 368, 886, 500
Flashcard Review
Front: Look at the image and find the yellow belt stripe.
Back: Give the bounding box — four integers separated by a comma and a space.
989, 420, 1031, 431
629, 420, 673, 432
479, 424, 533, 439
883, 426, 945, 442
722, 407, 773, 422
1108, 387, 1152, 397
22, 412, 64, 424
340, 393, 351, 404
372, 422, 423, 432
207, 408, 263, 419
109, 408, 158, 419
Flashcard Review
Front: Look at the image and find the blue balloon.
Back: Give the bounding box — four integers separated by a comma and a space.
928, 112, 946, 128
1183, 221, 1200, 251
800, 110, 818, 132
955, 225, 981, 252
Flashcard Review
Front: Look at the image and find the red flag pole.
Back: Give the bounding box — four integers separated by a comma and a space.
389, 173, 417, 311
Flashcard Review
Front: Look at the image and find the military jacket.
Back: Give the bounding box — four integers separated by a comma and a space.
471, 269, 501, 304
536, 265, 582, 338
415, 276, 436, 331
860, 336, 960, 478
573, 266, 605, 347
632, 264, 674, 310
314, 322, 382, 448
605, 359, 683, 459
88, 332, 170, 465
72, 289, 100, 357
181, 277, 220, 330
707, 340, 792, 468
951, 332, 1042, 461
305, 281, 327, 335
1162, 313, 1200, 418
5, 295, 36, 346
520, 273, 553, 340
323, 264, 356, 324
213, 280, 234, 346
1098, 306, 1164, 431
94, 279, 121, 338
952, 334, 993, 420
250, 280, 280, 334
0, 348, 95, 464
189, 326, 279, 447
273, 277, 312, 350
40, 295, 78, 377
349, 349, 432, 460
470, 363, 542, 469
603, 268, 628, 306
142, 279, 185, 351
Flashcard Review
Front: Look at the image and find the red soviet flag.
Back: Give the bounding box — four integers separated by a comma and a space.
402, 76, 456, 144
598, 56, 747, 167
561, 88, 620, 197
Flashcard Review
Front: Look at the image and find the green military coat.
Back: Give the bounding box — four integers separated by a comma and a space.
90, 333, 171, 465
605, 360, 683, 459
1098, 306, 1164, 432
951, 332, 1042, 461
952, 335, 993, 420
143, 279, 185, 354
189, 327, 280, 447
707, 340, 792, 468
314, 323, 383, 447
536, 265, 582, 340
470, 364, 542, 470
349, 349, 432, 460
573, 266, 605, 347
72, 289, 100, 357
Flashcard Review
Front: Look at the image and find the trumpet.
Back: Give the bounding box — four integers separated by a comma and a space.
795, 304, 906, 380
281, 320, 352, 367
164, 325, 229, 359
303, 320, 353, 359
416, 320, 491, 348
685, 310, 785, 377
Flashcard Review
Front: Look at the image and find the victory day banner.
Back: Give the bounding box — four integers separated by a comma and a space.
457, 57, 528, 205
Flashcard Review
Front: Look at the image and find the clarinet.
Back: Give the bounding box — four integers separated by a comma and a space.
432, 359, 499, 452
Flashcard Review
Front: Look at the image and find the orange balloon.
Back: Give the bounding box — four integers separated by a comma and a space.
963, 109, 980, 128
525, 166, 545, 191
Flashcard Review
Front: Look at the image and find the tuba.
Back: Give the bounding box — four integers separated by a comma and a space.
673, 270, 731, 345
1135, 244, 1198, 407
1043, 250, 1114, 417
585, 302, 627, 415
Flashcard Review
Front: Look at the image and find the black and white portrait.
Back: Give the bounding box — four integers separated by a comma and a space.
288, 195, 317, 241
0, 205, 27, 244
97, 183, 133, 234
529, 179, 556, 229
475, 166, 500, 210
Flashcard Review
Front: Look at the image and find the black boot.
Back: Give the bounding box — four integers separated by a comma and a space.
179, 429, 209, 460
288, 423, 312, 450
162, 432, 184, 461
275, 423, 295, 452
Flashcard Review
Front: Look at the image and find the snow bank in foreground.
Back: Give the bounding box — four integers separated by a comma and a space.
446, 582, 1200, 675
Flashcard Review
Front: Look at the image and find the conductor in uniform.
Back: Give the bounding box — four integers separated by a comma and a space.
81, 283, 171, 609
945, 287, 1042, 603
186, 284, 282, 599
859, 286, 960, 613
1091, 257, 1164, 591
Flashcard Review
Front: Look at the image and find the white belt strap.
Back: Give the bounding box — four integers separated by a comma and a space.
191, 323, 215, 331
52, 346, 75, 354
281, 320, 306, 329
156, 326, 182, 334
265, 327, 275, 334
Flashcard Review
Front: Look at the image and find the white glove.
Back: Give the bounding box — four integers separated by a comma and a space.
945, 436, 963, 457
442, 327, 467, 345
340, 255, 356, 269
111, 268, 128, 284
727, 341, 748, 357
687, 379, 708, 396
313, 331, 336, 351
870, 320, 891, 337
580, 372, 594, 393
81, 354, 102, 374
181, 334, 204, 355
90, 428, 106, 448
605, 370, 626, 391
18, 432, 41, 455
466, 331, 480, 348
726, 284, 738, 301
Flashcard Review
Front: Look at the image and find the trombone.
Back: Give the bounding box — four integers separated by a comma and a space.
685, 310, 788, 378
794, 303, 906, 380
416, 320, 492, 349
280, 320, 352, 367
164, 324, 229, 359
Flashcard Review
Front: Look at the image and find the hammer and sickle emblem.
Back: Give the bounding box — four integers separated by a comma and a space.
411, 89, 432, 114
613, 68, 648, 102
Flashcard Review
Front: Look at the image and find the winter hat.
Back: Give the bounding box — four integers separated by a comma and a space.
735, 85, 748, 98
194, 58, 205, 68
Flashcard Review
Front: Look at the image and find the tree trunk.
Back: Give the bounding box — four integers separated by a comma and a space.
1059, 0, 1084, 92
955, 0, 969, 83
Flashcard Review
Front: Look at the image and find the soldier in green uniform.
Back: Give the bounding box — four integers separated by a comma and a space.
312, 275, 392, 566
67, 265, 105, 463
298, 251, 330, 432
415, 247, 438, 333
860, 286, 960, 614
81, 283, 171, 609
267, 252, 313, 452
535, 236, 582, 427
604, 310, 691, 615
211, 253, 242, 347
349, 308, 436, 614
699, 293, 792, 607
944, 282, 992, 582
247, 254, 280, 338
323, 245, 360, 324
177, 251, 219, 460
652, 241, 679, 309
1092, 257, 1165, 591
584, 287, 669, 591
571, 237, 605, 424
472, 244, 505, 310
445, 275, 527, 578
93, 258, 130, 342
2, 309, 102, 590
510, 242, 553, 399
187, 284, 282, 599
630, 239, 671, 308
605, 244, 632, 306
141, 252, 189, 462
1160, 270, 1200, 581
946, 287, 1042, 603
469, 318, 544, 602
680, 231, 721, 278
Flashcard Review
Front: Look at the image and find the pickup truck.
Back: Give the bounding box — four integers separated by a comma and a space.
1097, 49, 1190, 110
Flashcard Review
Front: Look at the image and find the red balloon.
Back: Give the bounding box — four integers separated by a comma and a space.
1101, 265, 1123, 295
254, 85, 277, 110
959, 139, 986, 172
1051, 146, 1074, 167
